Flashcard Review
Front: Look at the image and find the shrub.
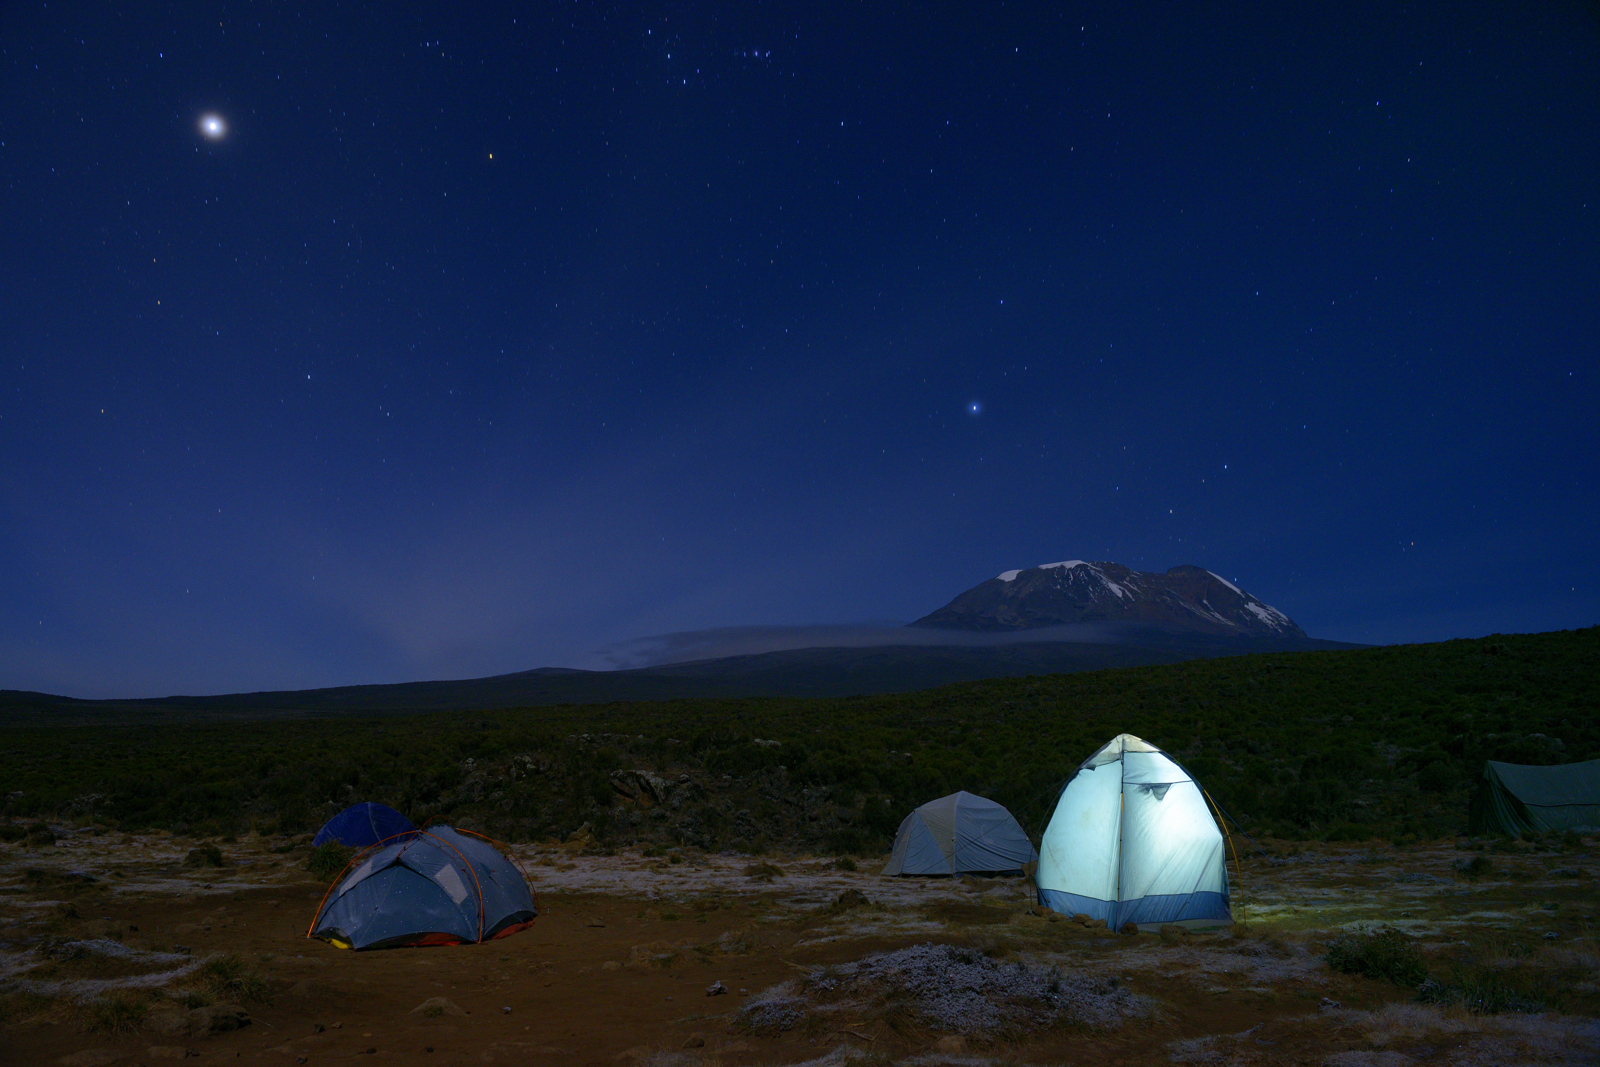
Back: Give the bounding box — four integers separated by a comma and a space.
305, 842, 354, 882
1325, 927, 1429, 987
199, 953, 271, 1002
744, 862, 784, 883
183, 845, 226, 868
1452, 856, 1493, 880
0, 824, 25, 842
82, 990, 150, 1033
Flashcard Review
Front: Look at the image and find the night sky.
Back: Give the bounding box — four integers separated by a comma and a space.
3, 3, 1596, 699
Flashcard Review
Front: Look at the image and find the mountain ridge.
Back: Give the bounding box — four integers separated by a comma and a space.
912, 560, 1305, 638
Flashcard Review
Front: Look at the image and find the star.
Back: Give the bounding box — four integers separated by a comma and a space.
199, 113, 227, 140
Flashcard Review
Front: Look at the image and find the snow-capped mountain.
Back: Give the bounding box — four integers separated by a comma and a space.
909, 560, 1306, 638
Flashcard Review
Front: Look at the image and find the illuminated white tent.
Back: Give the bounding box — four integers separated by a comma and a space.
1036, 733, 1231, 928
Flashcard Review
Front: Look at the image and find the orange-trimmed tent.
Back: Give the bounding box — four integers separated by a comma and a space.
308, 826, 535, 950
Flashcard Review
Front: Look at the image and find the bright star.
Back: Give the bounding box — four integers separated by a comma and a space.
967, 401, 983, 416
199, 113, 227, 140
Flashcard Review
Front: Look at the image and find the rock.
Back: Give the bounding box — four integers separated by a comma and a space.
1159, 923, 1188, 941
1320, 996, 1342, 1010
601, 960, 621, 970
195, 1003, 250, 1033
1543, 931, 1559, 940
586, 917, 606, 928
933, 1036, 967, 1054
1119, 921, 1139, 936
682, 1033, 706, 1048
143, 1009, 190, 1036
501, 1005, 512, 1014
706, 980, 728, 996
410, 996, 467, 1018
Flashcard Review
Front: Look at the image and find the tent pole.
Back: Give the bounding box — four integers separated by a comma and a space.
1202, 788, 1244, 931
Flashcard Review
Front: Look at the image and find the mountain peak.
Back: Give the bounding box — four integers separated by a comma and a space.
912, 559, 1305, 638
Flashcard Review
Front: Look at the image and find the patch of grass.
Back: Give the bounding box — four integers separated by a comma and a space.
81, 989, 150, 1033
305, 842, 354, 881
199, 953, 271, 1002
184, 844, 226, 868
744, 862, 784, 882
832, 856, 857, 871
1453, 855, 1494, 880
1325, 927, 1428, 987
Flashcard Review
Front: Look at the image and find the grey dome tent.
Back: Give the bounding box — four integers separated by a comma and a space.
309, 826, 536, 950
1036, 733, 1231, 929
1468, 759, 1600, 836
883, 791, 1038, 876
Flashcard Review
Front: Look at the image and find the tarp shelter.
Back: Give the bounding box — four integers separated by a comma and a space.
311, 802, 416, 849
309, 826, 536, 950
1036, 733, 1230, 928
1468, 759, 1600, 836
883, 790, 1038, 876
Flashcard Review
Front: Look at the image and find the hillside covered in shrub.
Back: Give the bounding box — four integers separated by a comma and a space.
2, 628, 1594, 851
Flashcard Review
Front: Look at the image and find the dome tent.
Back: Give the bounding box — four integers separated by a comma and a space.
1036, 733, 1230, 929
309, 826, 536, 950
883, 790, 1038, 876
1468, 758, 1600, 836
311, 802, 416, 849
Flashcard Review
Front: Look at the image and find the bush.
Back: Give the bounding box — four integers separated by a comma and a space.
183, 845, 226, 868
1325, 927, 1429, 987
0, 824, 25, 842
199, 953, 271, 1002
1452, 856, 1493, 880
82, 990, 150, 1033
306, 842, 354, 882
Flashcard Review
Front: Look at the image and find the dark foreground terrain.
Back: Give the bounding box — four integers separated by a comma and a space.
1, 829, 1596, 1066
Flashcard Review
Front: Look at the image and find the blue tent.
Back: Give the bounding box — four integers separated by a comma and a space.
883, 791, 1038, 876
311, 802, 416, 849
309, 826, 537, 950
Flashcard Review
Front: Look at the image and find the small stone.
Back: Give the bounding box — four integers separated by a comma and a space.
1119, 921, 1139, 936
682, 1033, 706, 1049
502, 1005, 512, 1014
706, 980, 728, 996
312, 1023, 324, 1033
586, 917, 606, 927
332, 1021, 342, 1028
1320, 996, 1341, 1010
933, 1036, 966, 1054
1159, 923, 1188, 941
1543, 931, 1559, 940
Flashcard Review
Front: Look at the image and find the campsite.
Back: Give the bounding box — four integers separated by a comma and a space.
2, 629, 1598, 1065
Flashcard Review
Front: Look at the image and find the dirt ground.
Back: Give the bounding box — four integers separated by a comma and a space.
2, 829, 1597, 1066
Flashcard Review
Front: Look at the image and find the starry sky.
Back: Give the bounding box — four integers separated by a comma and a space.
3, 2, 1597, 699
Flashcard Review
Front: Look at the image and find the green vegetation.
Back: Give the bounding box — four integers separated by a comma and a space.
305, 842, 354, 881
0, 629, 1594, 851
1325, 927, 1429, 987
183, 844, 226, 868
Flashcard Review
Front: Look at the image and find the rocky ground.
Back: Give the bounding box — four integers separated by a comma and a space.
1, 826, 1597, 1066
